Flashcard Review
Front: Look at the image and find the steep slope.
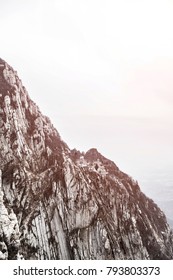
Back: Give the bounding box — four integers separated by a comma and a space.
0, 58, 173, 260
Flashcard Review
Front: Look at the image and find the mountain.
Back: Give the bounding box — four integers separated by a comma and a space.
0, 58, 173, 260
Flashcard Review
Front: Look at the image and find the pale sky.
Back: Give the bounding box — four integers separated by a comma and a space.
1, 0, 173, 190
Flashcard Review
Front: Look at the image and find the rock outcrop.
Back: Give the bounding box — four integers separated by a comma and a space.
0, 58, 173, 260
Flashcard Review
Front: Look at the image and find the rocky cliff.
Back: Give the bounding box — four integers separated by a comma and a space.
0, 58, 173, 260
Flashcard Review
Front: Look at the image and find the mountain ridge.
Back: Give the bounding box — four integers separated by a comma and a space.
0, 58, 173, 260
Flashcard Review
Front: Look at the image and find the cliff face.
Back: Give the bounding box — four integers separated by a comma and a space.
0, 58, 173, 260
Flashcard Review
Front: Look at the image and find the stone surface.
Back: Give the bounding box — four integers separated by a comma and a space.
0, 58, 173, 259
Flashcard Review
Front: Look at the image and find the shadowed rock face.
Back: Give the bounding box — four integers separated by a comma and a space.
0, 58, 173, 260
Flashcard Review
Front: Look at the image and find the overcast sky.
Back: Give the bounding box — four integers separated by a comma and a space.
1, 0, 173, 189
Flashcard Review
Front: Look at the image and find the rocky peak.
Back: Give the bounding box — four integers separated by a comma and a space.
0, 59, 173, 260
83, 148, 120, 177
84, 148, 101, 160
0, 58, 5, 66
0, 60, 69, 173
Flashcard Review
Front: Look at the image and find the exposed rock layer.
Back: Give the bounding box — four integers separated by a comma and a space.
0, 58, 173, 259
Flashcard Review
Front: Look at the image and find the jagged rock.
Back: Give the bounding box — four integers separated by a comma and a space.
0, 58, 173, 259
